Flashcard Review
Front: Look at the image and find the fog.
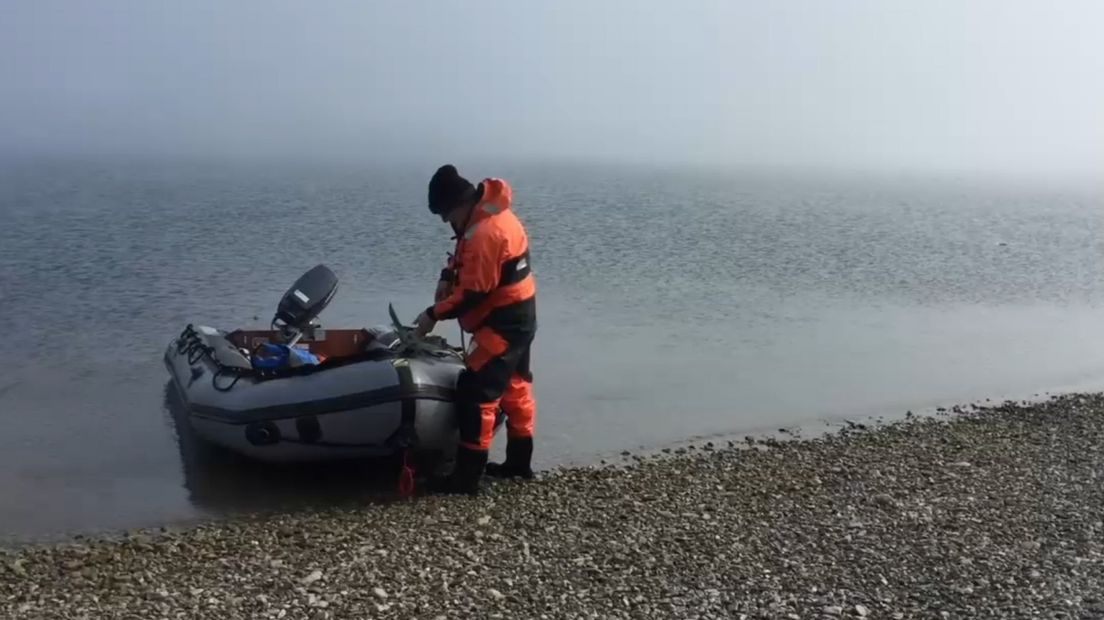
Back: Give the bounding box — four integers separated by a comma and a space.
2, 1, 1102, 181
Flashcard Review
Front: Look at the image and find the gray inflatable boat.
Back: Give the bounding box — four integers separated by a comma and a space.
163, 264, 496, 466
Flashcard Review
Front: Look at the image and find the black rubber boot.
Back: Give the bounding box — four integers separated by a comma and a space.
427, 446, 488, 496
485, 437, 534, 480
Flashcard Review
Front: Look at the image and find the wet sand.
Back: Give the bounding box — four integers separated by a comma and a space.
3, 393, 1102, 619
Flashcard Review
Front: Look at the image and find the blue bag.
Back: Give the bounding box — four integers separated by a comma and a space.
251, 343, 322, 370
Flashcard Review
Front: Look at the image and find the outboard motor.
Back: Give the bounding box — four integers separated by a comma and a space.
272, 264, 339, 345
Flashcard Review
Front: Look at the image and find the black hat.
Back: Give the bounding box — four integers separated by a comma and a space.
427, 164, 476, 216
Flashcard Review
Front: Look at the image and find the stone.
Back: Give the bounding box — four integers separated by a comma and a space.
1, 393, 1103, 620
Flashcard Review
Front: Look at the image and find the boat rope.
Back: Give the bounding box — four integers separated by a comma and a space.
173, 324, 257, 392
211, 368, 245, 392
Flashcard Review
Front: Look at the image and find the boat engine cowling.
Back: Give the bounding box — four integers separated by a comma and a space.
273, 264, 338, 335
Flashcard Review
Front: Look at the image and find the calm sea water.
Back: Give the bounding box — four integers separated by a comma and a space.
2, 158, 1102, 543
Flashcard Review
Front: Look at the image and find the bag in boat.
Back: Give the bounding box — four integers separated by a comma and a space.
250, 343, 323, 371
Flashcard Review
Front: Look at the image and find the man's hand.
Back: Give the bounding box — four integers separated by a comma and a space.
413, 310, 437, 339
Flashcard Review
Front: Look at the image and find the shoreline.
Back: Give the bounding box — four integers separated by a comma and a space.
4, 379, 1094, 550
582, 375, 1104, 469
4, 392, 1104, 618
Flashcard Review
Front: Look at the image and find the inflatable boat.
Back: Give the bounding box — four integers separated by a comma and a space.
163, 264, 497, 467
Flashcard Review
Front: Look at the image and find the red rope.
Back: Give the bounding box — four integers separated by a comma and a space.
397, 450, 416, 498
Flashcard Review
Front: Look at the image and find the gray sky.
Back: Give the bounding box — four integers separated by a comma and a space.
2, 1, 1102, 181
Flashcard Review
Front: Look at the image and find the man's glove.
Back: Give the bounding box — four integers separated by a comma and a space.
413, 309, 437, 339
436, 267, 454, 302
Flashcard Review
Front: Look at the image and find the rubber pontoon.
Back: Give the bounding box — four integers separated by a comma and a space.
163, 264, 498, 466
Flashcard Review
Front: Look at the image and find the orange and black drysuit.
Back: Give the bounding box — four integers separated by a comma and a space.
424, 177, 538, 467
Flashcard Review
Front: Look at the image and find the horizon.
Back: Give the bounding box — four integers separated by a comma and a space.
1, 149, 1097, 196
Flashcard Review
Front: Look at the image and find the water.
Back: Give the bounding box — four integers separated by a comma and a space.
2, 157, 1102, 543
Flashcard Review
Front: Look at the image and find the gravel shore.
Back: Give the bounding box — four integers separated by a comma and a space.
3, 394, 1103, 619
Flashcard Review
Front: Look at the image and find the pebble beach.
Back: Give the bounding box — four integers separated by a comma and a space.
3, 394, 1103, 620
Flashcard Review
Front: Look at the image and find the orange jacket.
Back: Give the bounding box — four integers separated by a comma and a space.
426, 178, 536, 337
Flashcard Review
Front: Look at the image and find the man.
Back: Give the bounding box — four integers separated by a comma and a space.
413, 164, 538, 495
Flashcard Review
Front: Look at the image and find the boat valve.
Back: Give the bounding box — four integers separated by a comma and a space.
245, 422, 281, 446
